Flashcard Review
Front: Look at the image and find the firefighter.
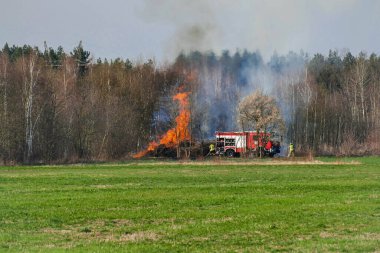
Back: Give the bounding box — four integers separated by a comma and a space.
265, 140, 273, 157
288, 143, 295, 157
265, 140, 273, 152
208, 143, 215, 156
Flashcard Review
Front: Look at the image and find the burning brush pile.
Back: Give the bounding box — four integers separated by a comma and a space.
133, 90, 192, 159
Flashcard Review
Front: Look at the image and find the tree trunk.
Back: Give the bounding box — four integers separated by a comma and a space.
23, 53, 40, 163
0, 54, 9, 163
25, 68, 33, 162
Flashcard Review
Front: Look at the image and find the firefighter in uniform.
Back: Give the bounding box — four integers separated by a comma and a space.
288, 143, 295, 157
209, 143, 215, 156
265, 140, 273, 153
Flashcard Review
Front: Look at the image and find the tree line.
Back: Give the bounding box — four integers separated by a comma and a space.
284, 50, 380, 155
0, 42, 181, 163
0, 43, 379, 164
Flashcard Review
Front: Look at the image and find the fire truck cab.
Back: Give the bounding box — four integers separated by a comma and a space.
215, 131, 280, 157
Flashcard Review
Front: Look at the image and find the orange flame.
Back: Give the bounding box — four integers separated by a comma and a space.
133, 91, 191, 158
133, 141, 159, 159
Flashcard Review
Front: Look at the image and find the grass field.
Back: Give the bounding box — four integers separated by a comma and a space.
0, 157, 379, 252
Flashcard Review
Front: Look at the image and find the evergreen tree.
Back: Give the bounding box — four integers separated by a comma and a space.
71, 41, 91, 76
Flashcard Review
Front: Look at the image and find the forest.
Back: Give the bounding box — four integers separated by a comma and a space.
0, 42, 379, 163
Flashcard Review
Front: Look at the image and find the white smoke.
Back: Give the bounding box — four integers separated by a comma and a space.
140, 0, 361, 61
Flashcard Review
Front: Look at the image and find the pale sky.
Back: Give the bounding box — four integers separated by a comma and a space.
1, 0, 379, 63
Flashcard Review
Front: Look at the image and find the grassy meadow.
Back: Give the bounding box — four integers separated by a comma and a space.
0, 157, 379, 252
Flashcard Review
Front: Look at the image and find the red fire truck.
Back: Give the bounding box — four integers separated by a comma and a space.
215, 131, 280, 157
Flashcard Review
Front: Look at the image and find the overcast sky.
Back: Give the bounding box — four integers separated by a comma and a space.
1, 0, 379, 63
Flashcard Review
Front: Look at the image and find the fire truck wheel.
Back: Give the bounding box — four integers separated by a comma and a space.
226, 149, 235, 158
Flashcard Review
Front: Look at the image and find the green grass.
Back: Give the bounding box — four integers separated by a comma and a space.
0, 158, 379, 252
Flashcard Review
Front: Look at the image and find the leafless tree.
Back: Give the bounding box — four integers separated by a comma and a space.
237, 90, 285, 134
0, 53, 9, 163
20, 51, 40, 163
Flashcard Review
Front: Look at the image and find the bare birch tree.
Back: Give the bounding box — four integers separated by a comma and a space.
0, 53, 9, 163
21, 51, 40, 163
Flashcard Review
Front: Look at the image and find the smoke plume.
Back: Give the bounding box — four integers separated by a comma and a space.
140, 0, 362, 61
